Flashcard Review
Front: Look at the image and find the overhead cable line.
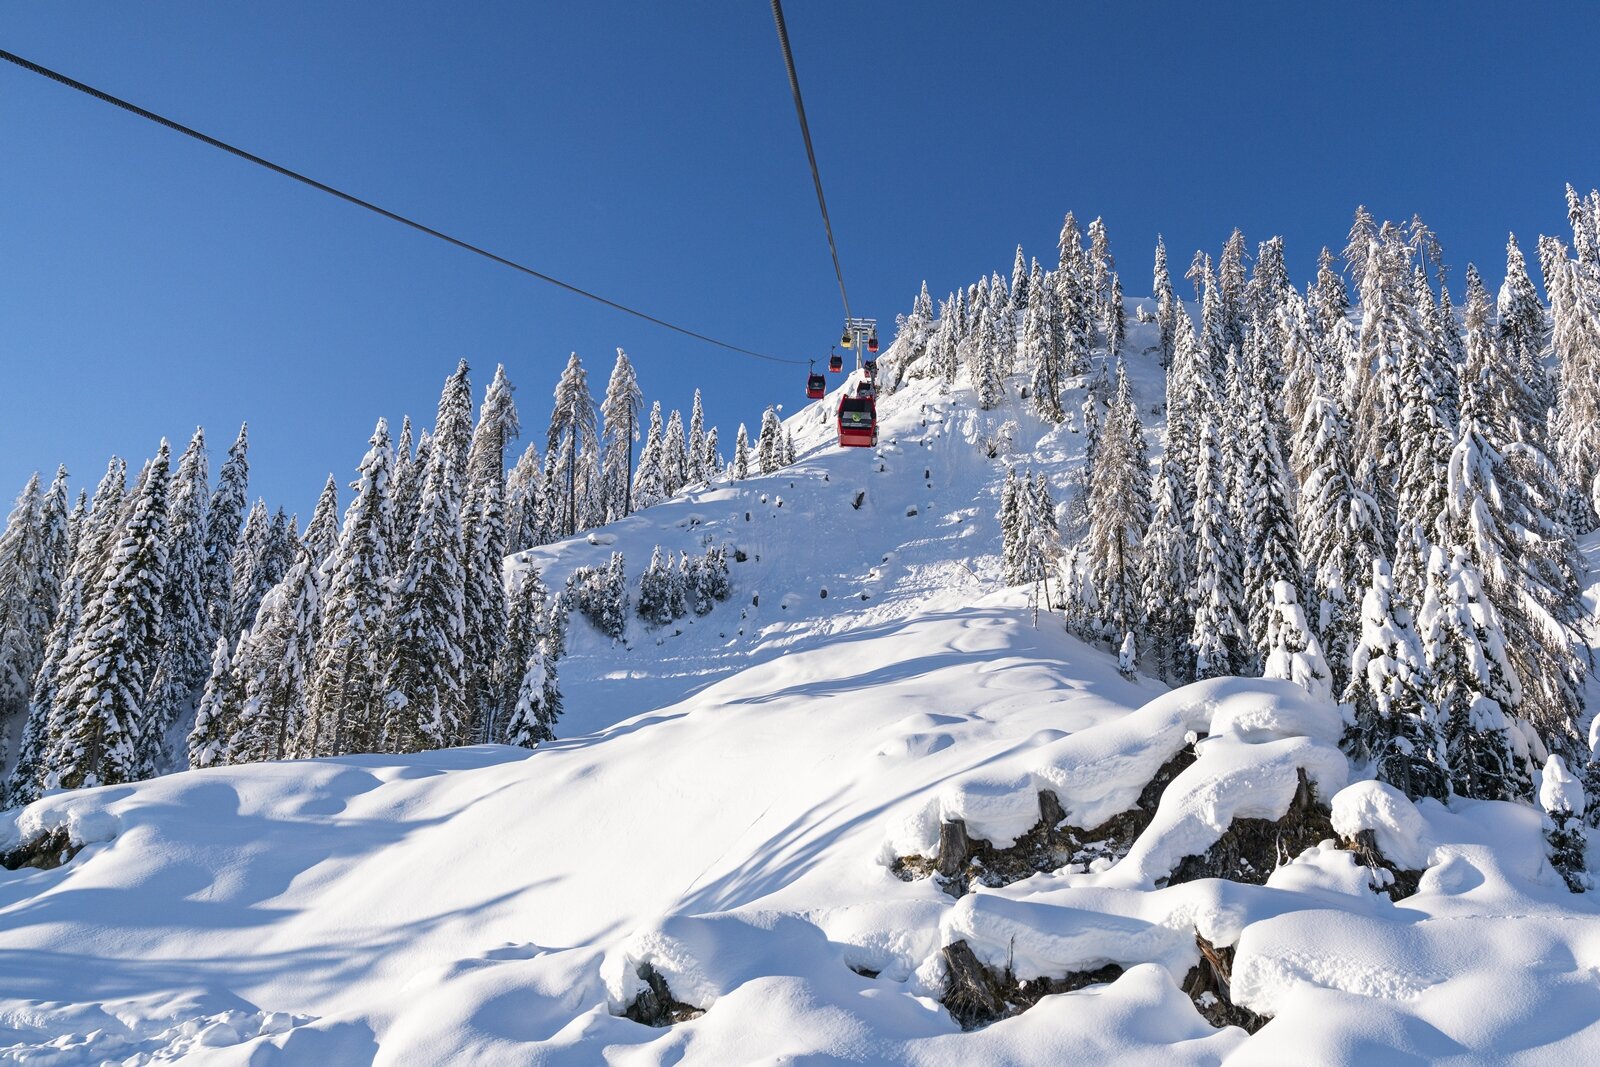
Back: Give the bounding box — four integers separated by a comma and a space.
769, 0, 851, 323
0, 47, 804, 366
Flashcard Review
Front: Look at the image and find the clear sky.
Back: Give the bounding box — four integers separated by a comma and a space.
4, 3, 1599, 518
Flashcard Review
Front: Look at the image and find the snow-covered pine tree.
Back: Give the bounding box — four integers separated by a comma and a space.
1248, 236, 1292, 325
302, 474, 341, 566
703, 426, 721, 479
999, 467, 1025, 585
228, 545, 323, 763
784, 429, 797, 466
931, 297, 960, 388
1189, 415, 1250, 679
1088, 216, 1114, 333
1395, 316, 1459, 620
1106, 273, 1126, 360
461, 365, 519, 744
973, 304, 1005, 410
503, 634, 561, 748
1025, 273, 1066, 423
6, 458, 125, 804
1310, 245, 1351, 337
757, 407, 785, 474
637, 545, 673, 625
1451, 267, 1586, 753
700, 542, 732, 603
732, 424, 751, 480
1056, 217, 1092, 381
1418, 548, 1529, 802
1499, 234, 1554, 430
662, 409, 688, 496
1139, 455, 1195, 683
495, 568, 559, 745
1350, 223, 1419, 547
49, 441, 171, 790
1541, 233, 1600, 525
1343, 560, 1448, 801
1216, 228, 1249, 358
186, 635, 239, 769
505, 441, 544, 556
390, 424, 428, 562
304, 419, 394, 758
1239, 365, 1304, 661
1343, 205, 1377, 292
633, 401, 665, 508
1262, 580, 1333, 702
1295, 390, 1384, 698
0, 474, 48, 760
202, 424, 249, 650
686, 390, 707, 485
142, 428, 212, 774
598, 348, 644, 521
227, 501, 271, 648
669, 550, 691, 620
1153, 235, 1178, 369
381, 362, 472, 754
1010, 248, 1029, 314
1083, 362, 1150, 643
1278, 292, 1329, 476
1540, 755, 1587, 892
546, 353, 598, 539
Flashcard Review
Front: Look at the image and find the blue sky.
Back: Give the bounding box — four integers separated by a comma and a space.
4, 3, 1599, 517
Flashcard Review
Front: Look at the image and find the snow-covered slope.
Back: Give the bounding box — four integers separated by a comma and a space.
3, 341, 1598, 1065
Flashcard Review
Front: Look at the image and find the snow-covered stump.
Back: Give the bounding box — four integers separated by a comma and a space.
939, 938, 1125, 1032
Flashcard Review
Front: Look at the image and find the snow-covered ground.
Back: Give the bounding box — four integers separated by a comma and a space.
3, 337, 1599, 1064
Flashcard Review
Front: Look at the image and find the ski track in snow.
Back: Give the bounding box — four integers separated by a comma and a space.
3, 321, 1600, 1064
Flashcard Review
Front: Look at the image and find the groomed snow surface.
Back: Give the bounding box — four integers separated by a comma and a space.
4, 348, 1599, 1064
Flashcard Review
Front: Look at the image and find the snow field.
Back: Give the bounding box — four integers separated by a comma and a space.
3, 339, 1599, 1063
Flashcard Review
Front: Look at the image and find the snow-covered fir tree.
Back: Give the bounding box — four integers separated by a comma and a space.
732, 423, 751, 480
1541, 754, 1588, 893
633, 401, 666, 508
1024, 273, 1066, 423
304, 419, 394, 758
461, 365, 519, 744
686, 390, 707, 485
1418, 548, 1529, 802
1262, 581, 1333, 702
381, 362, 472, 753
1343, 560, 1448, 800
598, 348, 644, 521
1310, 245, 1351, 336
303, 475, 341, 567
637, 545, 674, 625
0, 474, 52, 760
757, 407, 785, 474
48, 442, 171, 790
185, 635, 239, 770
202, 424, 249, 649
972, 304, 1005, 410
228, 545, 323, 764
662, 409, 688, 496
143, 428, 211, 774
1082, 362, 1150, 645
546, 352, 599, 539
1188, 415, 1250, 679
1294, 390, 1383, 698
1239, 363, 1303, 661
1153, 235, 1178, 368
7, 458, 126, 804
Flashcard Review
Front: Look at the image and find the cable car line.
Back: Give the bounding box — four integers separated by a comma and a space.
0, 47, 806, 367
769, 0, 851, 324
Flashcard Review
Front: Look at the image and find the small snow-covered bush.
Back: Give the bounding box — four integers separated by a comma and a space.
568, 552, 628, 640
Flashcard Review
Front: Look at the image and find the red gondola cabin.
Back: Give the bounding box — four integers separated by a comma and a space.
828, 352, 844, 373
836, 395, 878, 447
806, 372, 827, 398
